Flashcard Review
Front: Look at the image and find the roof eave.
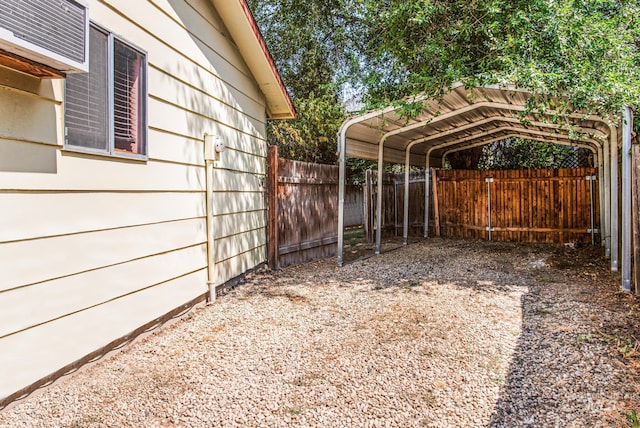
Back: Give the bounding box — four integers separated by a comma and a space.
211, 0, 296, 120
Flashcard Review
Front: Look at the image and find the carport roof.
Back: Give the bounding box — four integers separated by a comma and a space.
339, 83, 612, 167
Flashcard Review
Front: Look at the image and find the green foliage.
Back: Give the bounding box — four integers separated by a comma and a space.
577, 333, 591, 343
597, 328, 640, 359
247, 0, 366, 100
267, 91, 344, 164
345, 158, 377, 185
247, 0, 369, 164
362, 0, 640, 123
477, 138, 583, 170
250, 0, 640, 170
627, 410, 640, 428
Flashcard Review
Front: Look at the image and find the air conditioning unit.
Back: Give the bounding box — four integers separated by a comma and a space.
0, 0, 89, 75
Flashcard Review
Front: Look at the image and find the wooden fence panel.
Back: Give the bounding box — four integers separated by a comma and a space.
436, 168, 599, 244
277, 155, 339, 267
267, 146, 364, 268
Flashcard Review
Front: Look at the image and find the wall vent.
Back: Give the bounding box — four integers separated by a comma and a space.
0, 0, 89, 75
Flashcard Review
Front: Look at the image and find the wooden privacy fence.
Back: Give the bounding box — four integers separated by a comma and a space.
267, 146, 364, 268
435, 168, 600, 244
365, 167, 600, 245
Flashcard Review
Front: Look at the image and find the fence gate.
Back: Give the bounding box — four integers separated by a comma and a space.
435, 168, 600, 244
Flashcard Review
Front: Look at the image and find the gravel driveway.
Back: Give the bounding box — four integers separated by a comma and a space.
1, 238, 639, 427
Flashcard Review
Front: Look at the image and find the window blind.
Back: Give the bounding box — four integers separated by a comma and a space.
65, 26, 108, 151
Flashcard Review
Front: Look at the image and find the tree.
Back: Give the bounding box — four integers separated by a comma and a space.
476, 139, 588, 170
267, 92, 344, 164
361, 0, 640, 126
247, 0, 367, 164
249, 0, 640, 169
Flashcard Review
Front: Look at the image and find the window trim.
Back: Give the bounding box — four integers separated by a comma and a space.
64, 22, 148, 161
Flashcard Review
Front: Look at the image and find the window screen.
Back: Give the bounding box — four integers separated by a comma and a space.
64, 24, 147, 158
113, 40, 146, 156
65, 26, 108, 151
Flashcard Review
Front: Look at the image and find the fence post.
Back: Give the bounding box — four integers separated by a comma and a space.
266, 145, 279, 270
486, 177, 494, 240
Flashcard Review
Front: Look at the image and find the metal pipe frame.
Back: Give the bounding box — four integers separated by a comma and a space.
378, 101, 613, 143
338, 94, 619, 269
375, 137, 386, 253
388, 111, 604, 254
337, 112, 394, 266
611, 125, 619, 271
406, 129, 602, 245
622, 106, 633, 291
442, 134, 607, 247
399, 117, 602, 240
392, 110, 612, 251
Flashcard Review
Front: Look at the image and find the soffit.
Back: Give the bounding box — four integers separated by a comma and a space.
211, 0, 295, 119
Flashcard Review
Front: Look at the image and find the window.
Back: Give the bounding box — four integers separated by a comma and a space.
65, 24, 147, 158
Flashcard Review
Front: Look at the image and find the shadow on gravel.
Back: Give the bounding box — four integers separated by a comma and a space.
487, 245, 640, 427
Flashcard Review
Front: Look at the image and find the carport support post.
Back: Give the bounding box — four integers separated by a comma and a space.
403, 149, 410, 245
337, 133, 346, 267
598, 146, 606, 249
611, 126, 619, 271
403, 141, 423, 244
424, 148, 438, 237
424, 156, 430, 237
604, 137, 611, 255
375, 139, 386, 254
622, 106, 633, 292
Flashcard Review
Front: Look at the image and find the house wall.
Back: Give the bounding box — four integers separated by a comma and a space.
0, 0, 269, 402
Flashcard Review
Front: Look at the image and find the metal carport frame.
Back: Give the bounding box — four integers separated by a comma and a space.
336, 84, 634, 292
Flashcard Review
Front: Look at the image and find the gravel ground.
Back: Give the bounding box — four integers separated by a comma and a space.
1, 238, 639, 427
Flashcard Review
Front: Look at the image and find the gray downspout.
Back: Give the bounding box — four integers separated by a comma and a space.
204, 135, 217, 302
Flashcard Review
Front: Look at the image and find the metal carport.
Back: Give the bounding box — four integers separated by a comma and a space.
336, 83, 635, 292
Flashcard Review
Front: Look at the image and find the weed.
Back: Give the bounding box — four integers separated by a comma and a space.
67, 415, 102, 427
401, 280, 421, 290
618, 338, 639, 358
289, 372, 322, 387
577, 334, 591, 343
285, 406, 302, 416
626, 410, 640, 428
491, 375, 505, 386
353, 323, 367, 331
597, 329, 639, 358
418, 390, 437, 405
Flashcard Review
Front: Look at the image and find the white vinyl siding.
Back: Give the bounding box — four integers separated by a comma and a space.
0, 0, 270, 402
